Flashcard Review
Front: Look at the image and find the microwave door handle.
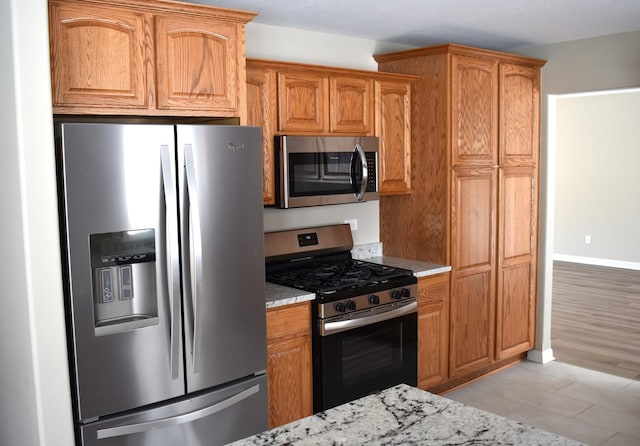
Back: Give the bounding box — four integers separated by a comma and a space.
354, 143, 368, 200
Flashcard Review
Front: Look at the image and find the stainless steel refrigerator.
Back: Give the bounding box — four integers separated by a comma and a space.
56, 122, 268, 446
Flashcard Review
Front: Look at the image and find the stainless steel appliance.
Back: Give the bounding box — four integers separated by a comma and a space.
56, 122, 268, 446
275, 135, 379, 208
264, 224, 417, 412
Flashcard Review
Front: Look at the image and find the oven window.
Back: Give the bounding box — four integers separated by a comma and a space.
288, 152, 362, 197
316, 312, 417, 412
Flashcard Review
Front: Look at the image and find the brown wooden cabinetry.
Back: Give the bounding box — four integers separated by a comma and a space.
277, 71, 329, 132
496, 166, 537, 359
376, 44, 544, 387
449, 167, 496, 378
49, 0, 255, 118
330, 76, 374, 134
246, 67, 277, 205
375, 80, 412, 194
266, 302, 312, 429
246, 59, 415, 202
417, 273, 450, 389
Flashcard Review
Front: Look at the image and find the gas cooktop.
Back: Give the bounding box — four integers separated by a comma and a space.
264, 224, 417, 303
266, 255, 415, 296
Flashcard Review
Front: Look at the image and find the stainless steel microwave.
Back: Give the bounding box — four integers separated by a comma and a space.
275, 135, 379, 208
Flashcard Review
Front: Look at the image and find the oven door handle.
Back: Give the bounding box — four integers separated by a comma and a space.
320, 300, 417, 336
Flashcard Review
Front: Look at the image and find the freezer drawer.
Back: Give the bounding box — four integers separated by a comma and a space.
80, 374, 268, 446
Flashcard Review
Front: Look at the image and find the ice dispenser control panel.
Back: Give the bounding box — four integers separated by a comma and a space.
89, 229, 158, 334
90, 229, 156, 303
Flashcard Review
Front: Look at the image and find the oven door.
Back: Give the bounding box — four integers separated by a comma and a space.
314, 301, 417, 412
276, 135, 379, 208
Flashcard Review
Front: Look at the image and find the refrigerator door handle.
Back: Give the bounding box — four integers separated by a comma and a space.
160, 144, 181, 380
183, 143, 203, 373
95, 383, 261, 440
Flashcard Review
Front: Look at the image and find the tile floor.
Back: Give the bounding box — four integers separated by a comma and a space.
445, 360, 640, 446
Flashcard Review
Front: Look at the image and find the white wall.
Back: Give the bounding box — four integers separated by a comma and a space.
0, 0, 75, 445
246, 23, 414, 245
514, 31, 640, 361
555, 90, 640, 266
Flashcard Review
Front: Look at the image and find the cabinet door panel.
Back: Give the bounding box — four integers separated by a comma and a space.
449, 271, 495, 377
266, 303, 312, 429
496, 167, 537, 358
376, 80, 412, 195
417, 273, 450, 389
451, 168, 496, 270
155, 15, 238, 111
267, 335, 312, 428
500, 64, 540, 166
451, 55, 498, 166
49, 1, 149, 108
330, 77, 373, 134
450, 167, 496, 378
247, 67, 277, 205
277, 72, 328, 132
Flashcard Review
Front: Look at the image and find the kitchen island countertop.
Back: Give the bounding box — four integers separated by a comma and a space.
229, 383, 583, 446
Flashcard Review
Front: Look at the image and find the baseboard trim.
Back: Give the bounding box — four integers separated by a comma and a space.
553, 254, 640, 271
527, 348, 555, 364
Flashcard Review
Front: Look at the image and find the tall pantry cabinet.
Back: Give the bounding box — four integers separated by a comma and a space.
375, 44, 545, 387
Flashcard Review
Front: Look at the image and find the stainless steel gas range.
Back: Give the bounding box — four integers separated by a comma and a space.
265, 224, 418, 412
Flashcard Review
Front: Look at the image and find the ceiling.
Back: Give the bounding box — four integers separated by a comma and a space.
185, 0, 640, 51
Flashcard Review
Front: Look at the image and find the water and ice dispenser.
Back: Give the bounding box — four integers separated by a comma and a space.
90, 229, 159, 335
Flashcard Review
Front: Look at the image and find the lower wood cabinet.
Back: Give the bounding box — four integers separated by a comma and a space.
265, 302, 313, 428
417, 273, 450, 389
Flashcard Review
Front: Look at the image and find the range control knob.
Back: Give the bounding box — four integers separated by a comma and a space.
368, 294, 380, 305
335, 302, 346, 313
402, 288, 411, 298
391, 289, 402, 300
345, 300, 356, 311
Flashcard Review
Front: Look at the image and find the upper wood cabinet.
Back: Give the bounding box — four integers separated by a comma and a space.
246, 67, 277, 205
376, 80, 412, 195
48, 0, 255, 119
330, 77, 374, 134
451, 55, 499, 167
499, 64, 540, 166
277, 71, 329, 133
276, 71, 373, 134
246, 59, 415, 201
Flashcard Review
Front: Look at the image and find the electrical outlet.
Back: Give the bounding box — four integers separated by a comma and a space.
585, 235, 591, 245
344, 219, 358, 231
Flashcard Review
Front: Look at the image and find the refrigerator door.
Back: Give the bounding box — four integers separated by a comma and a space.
80, 374, 268, 446
58, 123, 184, 421
177, 125, 267, 392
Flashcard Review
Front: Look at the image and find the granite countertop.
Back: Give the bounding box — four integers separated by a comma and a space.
229, 384, 583, 446
366, 255, 451, 278
265, 282, 315, 309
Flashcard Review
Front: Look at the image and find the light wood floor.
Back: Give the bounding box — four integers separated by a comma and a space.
551, 261, 640, 380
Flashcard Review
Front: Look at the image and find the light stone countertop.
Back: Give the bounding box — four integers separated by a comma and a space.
265, 282, 315, 309
229, 383, 583, 446
366, 255, 452, 278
